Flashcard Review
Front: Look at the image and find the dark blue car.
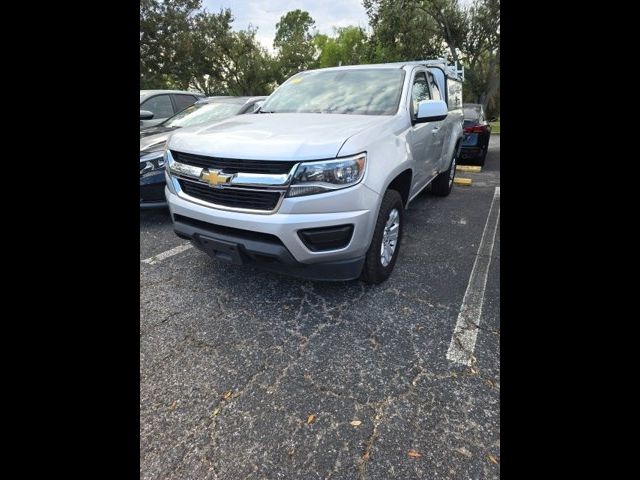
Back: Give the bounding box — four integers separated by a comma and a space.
140, 96, 266, 208
459, 103, 492, 166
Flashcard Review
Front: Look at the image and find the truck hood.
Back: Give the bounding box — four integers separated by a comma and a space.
166, 113, 392, 160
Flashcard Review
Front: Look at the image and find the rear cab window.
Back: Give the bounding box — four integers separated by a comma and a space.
447, 80, 463, 110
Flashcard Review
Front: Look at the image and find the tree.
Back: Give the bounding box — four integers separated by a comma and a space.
187, 8, 236, 95
363, 0, 500, 116
363, 0, 446, 62
461, 0, 500, 116
223, 28, 279, 96
415, 0, 468, 64
314, 26, 370, 68
140, 0, 203, 89
273, 10, 317, 80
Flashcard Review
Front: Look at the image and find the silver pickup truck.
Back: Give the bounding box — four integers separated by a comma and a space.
164, 60, 464, 283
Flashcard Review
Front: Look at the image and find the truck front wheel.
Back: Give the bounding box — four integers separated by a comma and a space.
361, 189, 404, 284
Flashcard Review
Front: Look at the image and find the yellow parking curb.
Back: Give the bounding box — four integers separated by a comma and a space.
456, 165, 481, 173
454, 177, 472, 186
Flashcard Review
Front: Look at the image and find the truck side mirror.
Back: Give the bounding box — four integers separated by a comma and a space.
415, 100, 448, 123
140, 110, 154, 120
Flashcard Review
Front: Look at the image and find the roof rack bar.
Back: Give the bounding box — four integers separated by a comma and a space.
402, 58, 465, 81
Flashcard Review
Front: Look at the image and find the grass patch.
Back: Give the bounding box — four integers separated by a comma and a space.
490, 121, 500, 134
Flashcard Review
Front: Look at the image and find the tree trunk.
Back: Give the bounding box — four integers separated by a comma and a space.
482, 51, 500, 111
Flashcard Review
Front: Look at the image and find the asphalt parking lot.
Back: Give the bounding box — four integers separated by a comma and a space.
140, 135, 500, 480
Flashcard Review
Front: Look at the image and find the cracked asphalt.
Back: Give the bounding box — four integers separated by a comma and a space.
140, 135, 500, 479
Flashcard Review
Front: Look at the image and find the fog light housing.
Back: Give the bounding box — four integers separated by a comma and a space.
298, 225, 354, 252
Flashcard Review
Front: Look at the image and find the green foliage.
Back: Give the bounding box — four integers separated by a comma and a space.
186, 9, 236, 94
314, 27, 370, 68
363, 0, 500, 117
273, 9, 318, 81
224, 28, 279, 96
461, 0, 500, 118
140, 0, 204, 89
363, 0, 446, 62
140, 1, 279, 96
139, 1, 500, 117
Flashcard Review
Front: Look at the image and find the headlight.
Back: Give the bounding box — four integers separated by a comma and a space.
287, 153, 366, 197
140, 142, 167, 174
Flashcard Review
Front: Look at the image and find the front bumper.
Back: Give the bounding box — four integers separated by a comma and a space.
166, 181, 380, 279
140, 170, 167, 208
173, 214, 365, 281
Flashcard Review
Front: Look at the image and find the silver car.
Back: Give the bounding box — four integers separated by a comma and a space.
140, 90, 205, 128
164, 61, 464, 283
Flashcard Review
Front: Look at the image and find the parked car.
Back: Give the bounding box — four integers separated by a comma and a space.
164, 61, 464, 283
460, 103, 491, 165
140, 96, 266, 208
140, 90, 206, 129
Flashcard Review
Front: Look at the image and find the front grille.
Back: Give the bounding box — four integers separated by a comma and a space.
171, 150, 296, 174
178, 179, 281, 211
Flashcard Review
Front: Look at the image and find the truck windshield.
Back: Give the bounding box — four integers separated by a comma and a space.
261, 69, 405, 115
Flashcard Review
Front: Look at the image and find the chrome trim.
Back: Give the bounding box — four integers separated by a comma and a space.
231, 171, 294, 188
168, 160, 203, 180
171, 172, 293, 191
168, 156, 297, 188
165, 150, 299, 214
177, 176, 286, 194
171, 176, 286, 215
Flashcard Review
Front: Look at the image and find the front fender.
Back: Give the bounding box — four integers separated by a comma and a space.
337, 116, 415, 197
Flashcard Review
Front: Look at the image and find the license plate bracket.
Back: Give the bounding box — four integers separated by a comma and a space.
196, 235, 244, 265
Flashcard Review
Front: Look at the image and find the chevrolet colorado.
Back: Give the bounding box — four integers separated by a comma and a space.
164, 60, 464, 283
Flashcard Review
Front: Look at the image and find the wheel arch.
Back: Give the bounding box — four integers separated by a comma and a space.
385, 168, 413, 208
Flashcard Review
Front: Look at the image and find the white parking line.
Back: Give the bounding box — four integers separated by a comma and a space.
141, 243, 193, 265
446, 186, 500, 366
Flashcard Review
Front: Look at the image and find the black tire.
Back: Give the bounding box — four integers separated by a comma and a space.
431, 152, 457, 197
360, 189, 404, 284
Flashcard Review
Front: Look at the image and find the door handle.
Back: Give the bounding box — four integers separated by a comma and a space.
431, 127, 440, 135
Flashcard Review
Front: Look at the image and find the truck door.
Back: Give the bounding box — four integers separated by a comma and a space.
406, 70, 441, 194
426, 71, 447, 173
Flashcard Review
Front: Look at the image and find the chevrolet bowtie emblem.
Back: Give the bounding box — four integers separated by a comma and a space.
200, 169, 234, 187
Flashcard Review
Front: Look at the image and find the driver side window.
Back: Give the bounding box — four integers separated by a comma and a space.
411, 72, 430, 118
